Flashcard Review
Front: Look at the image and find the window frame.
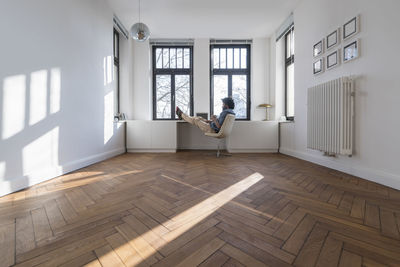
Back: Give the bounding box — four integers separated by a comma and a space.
210, 44, 251, 120
152, 45, 194, 120
113, 28, 120, 114
285, 26, 295, 121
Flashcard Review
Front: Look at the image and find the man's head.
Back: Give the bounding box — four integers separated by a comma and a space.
222, 97, 235, 110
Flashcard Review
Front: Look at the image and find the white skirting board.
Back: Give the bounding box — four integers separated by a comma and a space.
0, 147, 125, 197
127, 149, 176, 153
280, 148, 400, 191
228, 149, 278, 153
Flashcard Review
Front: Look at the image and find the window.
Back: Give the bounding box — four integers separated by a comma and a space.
113, 29, 120, 115
285, 27, 295, 120
152, 46, 193, 120
210, 45, 250, 120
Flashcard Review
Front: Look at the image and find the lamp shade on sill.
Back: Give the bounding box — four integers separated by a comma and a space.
257, 104, 272, 108
130, 23, 150, 42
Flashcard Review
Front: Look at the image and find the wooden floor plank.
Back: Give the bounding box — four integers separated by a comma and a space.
0, 223, 15, 267
315, 234, 343, 267
220, 243, 267, 267
364, 202, 380, 229
105, 232, 147, 267
282, 214, 316, 255
175, 237, 225, 267
338, 250, 362, 267
218, 231, 292, 267
116, 222, 161, 265
44, 199, 67, 231
31, 207, 53, 243
199, 251, 229, 267
94, 244, 125, 267
16, 215, 35, 255
380, 208, 400, 239
293, 225, 329, 266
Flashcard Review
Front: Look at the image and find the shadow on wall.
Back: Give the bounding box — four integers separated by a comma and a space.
0, 57, 119, 196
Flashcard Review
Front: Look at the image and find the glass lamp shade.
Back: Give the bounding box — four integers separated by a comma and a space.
130, 22, 150, 42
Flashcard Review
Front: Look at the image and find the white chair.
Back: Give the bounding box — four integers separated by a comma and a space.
205, 114, 235, 157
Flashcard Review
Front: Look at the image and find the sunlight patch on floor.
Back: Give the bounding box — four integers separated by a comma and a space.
112, 172, 264, 264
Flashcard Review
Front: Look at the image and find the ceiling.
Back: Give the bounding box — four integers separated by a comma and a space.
106, 0, 300, 39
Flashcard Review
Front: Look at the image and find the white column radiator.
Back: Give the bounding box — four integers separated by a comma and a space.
307, 77, 354, 156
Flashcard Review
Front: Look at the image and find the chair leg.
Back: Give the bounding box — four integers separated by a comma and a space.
215, 139, 231, 157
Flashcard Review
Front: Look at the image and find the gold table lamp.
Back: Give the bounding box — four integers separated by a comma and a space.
257, 104, 272, 121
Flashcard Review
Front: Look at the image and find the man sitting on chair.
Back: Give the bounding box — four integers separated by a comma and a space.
176, 97, 236, 134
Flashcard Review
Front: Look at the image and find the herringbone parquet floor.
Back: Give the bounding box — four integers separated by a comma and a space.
1, 152, 400, 267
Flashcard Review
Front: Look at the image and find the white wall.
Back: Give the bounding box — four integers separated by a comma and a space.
269, 35, 286, 121
280, 0, 400, 189
119, 36, 134, 119
0, 0, 125, 196
129, 38, 272, 121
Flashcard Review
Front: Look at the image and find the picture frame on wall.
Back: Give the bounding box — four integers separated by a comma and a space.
343, 15, 360, 40
343, 39, 360, 63
327, 49, 340, 70
313, 39, 324, 58
326, 28, 340, 50
313, 58, 324, 75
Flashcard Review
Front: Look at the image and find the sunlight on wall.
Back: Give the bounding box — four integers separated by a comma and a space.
50, 68, 61, 114
2, 75, 26, 139
103, 56, 113, 85
114, 172, 264, 263
22, 126, 59, 176
0, 162, 5, 181
29, 70, 48, 125
104, 90, 114, 144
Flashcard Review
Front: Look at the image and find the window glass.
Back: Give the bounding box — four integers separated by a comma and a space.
213, 49, 220, 69
156, 48, 163, 68
234, 48, 240, 69
227, 48, 233, 69
213, 75, 228, 115
156, 75, 171, 119
286, 63, 294, 117
170, 48, 176, 68
220, 49, 226, 69
232, 75, 247, 118
175, 75, 190, 118
183, 48, 190, 68
240, 48, 247, 69
163, 48, 169, 68
177, 48, 183, 68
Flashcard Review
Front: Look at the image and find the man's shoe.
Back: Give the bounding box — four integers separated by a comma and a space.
176, 107, 183, 119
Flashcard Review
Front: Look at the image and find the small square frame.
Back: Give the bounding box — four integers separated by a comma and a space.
326, 28, 340, 50
313, 58, 324, 75
343, 39, 360, 63
343, 15, 360, 41
313, 39, 324, 58
327, 49, 340, 70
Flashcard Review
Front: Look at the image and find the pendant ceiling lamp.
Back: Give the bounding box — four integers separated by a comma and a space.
130, 0, 150, 42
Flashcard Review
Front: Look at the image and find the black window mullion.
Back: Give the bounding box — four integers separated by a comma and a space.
171, 74, 175, 119
228, 75, 232, 98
